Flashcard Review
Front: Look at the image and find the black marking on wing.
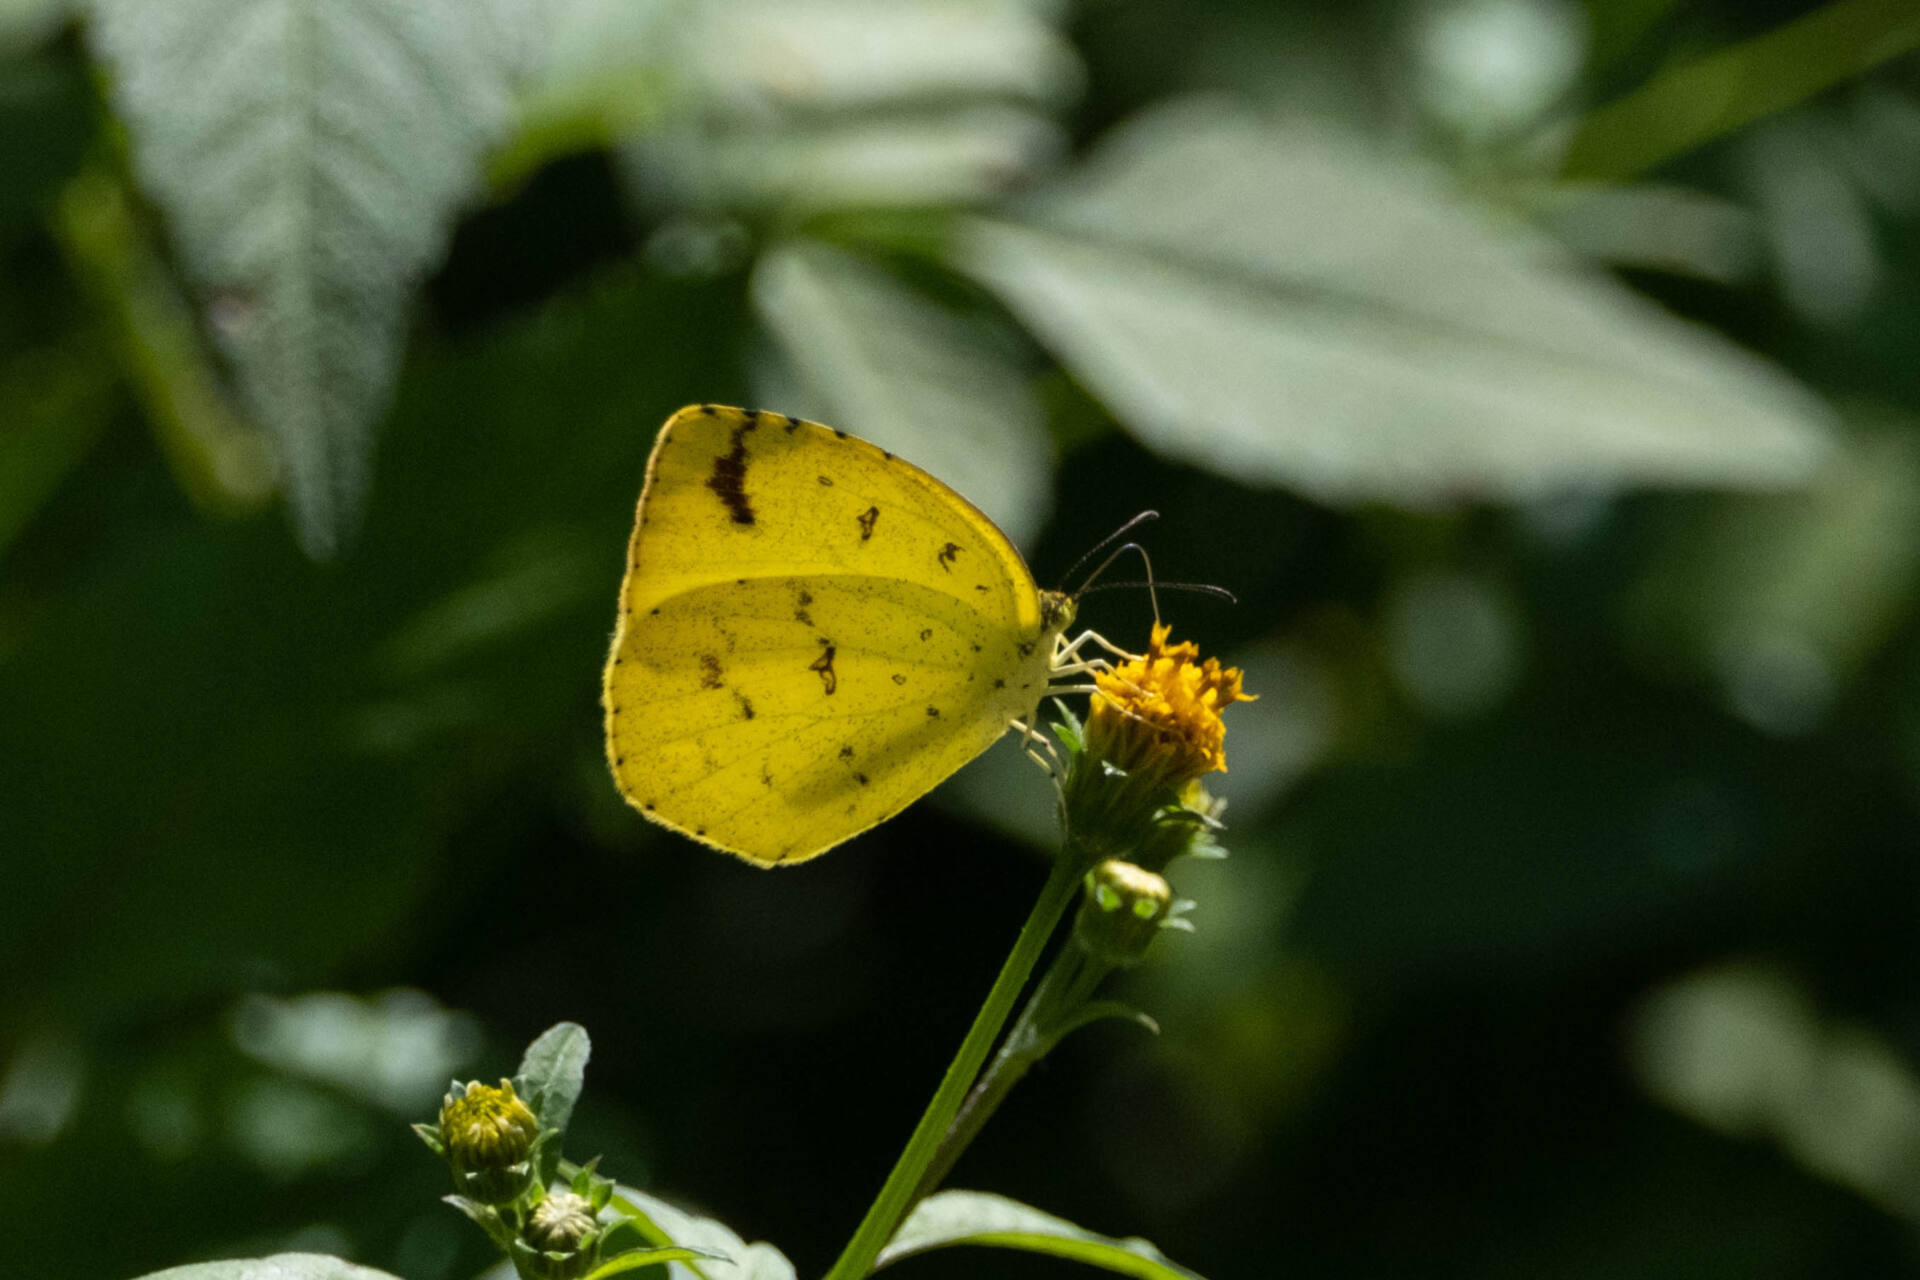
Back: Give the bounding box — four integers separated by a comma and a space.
699, 654, 724, 689
857, 505, 880, 541
705, 417, 759, 525
925, 706, 940, 718
919, 628, 932, 641
839, 744, 854, 759
891, 674, 907, 686
818, 475, 834, 487
736, 691, 756, 720
809, 642, 838, 695
938, 542, 961, 571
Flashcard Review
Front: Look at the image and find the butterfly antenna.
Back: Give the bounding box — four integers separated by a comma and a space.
1057, 511, 1159, 596
1072, 543, 1163, 625
1078, 581, 1238, 606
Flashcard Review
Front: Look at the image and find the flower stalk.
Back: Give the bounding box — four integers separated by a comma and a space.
827, 624, 1252, 1277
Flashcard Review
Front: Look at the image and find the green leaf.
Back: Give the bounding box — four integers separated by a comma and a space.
877, 1190, 1206, 1279
611, 1186, 796, 1280
132, 1256, 405, 1280
1044, 998, 1160, 1046
583, 1247, 729, 1280
85, 0, 528, 556
1563, 0, 1920, 183
752, 238, 1053, 546
52, 168, 274, 516
954, 99, 1834, 507
515, 1022, 591, 1147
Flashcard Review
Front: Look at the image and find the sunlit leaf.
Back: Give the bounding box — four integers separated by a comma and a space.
877, 1190, 1205, 1279
86, 0, 528, 556
611, 1186, 796, 1280
584, 1247, 728, 1280
608, 0, 1077, 212
133, 1255, 405, 1280
515, 1021, 590, 1146
752, 238, 1052, 545
956, 99, 1835, 506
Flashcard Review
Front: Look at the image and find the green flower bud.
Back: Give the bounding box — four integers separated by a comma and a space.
438, 1079, 540, 1204
511, 1190, 605, 1280
526, 1190, 600, 1253
1073, 859, 1174, 966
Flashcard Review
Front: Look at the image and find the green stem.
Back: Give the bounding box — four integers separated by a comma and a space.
822, 846, 1086, 1280
912, 938, 1114, 1202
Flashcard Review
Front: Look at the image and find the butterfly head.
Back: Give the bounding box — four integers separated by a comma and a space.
1040, 589, 1076, 640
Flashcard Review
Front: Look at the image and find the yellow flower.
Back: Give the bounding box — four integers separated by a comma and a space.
1087, 623, 1254, 791
439, 1079, 540, 1171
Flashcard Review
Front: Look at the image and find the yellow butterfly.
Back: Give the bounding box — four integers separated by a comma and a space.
603, 404, 1111, 866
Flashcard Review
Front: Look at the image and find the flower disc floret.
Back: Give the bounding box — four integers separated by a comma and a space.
1087, 623, 1254, 790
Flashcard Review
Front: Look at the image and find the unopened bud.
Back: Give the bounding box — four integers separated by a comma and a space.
438, 1079, 540, 1203
527, 1190, 599, 1253
1074, 859, 1174, 966
440, 1079, 539, 1168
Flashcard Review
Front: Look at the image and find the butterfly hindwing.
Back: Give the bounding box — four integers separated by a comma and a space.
603, 406, 1061, 864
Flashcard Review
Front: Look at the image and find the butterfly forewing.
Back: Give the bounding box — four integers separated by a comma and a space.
603, 406, 1060, 864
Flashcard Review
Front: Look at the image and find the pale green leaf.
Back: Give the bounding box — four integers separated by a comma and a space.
612, 1186, 796, 1280
608, 0, 1078, 213
878, 1190, 1206, 1279
955, 99, 1835, 507
86, 0, 528, 556
133, 1255, 404, 1280
515, 1021, 591, 1140
631, 107, 1066, 216
751, 238, 1052, 545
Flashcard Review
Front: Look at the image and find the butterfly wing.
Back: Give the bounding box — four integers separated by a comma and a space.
603, 405, 1058, 865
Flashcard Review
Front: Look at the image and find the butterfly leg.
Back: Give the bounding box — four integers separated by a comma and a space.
1008, 716, 1060, 778
1063, 628, 1139, 664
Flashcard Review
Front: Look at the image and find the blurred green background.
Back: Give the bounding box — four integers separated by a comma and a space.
6, 0, 1920, 1277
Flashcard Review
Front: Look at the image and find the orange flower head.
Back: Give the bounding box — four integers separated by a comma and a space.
1087, 623, 1255, 790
